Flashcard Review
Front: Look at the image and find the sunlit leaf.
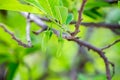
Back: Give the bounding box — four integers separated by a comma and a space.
0, 0, 42, 14
38, 0, 60, 18
41, 30, 53, 52
56, 31, 64, 57
66, 13, 73, 24
54, 6, 68, 24
20, 0, 45, 13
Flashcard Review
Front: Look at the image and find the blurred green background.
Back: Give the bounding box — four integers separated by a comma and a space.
0, 0, 120, 80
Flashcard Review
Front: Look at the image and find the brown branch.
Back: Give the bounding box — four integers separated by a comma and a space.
71, 0, 87, 36
0, 23, 32, 48
68, 38, 112, 80
21, 12, 72, 39
39, 17, 120, 29
101, 39, 120, 50
79, 22, 120, 29
108, 61, 115, 78
70, 28, 94, 80
32, 28, 47, 35
21, 13, 113, 80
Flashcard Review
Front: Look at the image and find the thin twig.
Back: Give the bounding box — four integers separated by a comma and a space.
71, 0, 87, 36
26, 13, 32, 47
32, 28, 47, 35
21, 12, 48, 29
21, 12, 72, 39
80, 22, 120, 29
39, 17, 120, 29
0, 23, 32, 48
69, 38, 111, 80
21, 13, 113, 80
22, 12, 48, 35
101, 39, 120, 50
108, 61, 115, 78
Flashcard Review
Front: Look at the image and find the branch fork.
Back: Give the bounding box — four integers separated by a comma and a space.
1, 0, 119, 80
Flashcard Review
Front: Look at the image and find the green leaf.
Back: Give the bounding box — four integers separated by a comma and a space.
0, 53, 13, 64
56, 39, 64, 57
0, 0, 42, 14
66, 13, 73, 24
41, 30, 53, 52
18, 0, 69, 25
91, 8, 102, 17
62, 0, 70, 7
7, 62, 19, 80
38, 0, 60, 18
56, 31, 64, 57
84, 10, 99, 19
84, 7, 103, 19
25, 47, 40, 55
20, 0, 45, 13
85, 1, 110, 10
54, 6, 68, 24
46, 29, 53, 40
41, 33, 47, 53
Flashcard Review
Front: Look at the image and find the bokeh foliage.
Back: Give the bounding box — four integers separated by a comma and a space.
0, 0, 120, 80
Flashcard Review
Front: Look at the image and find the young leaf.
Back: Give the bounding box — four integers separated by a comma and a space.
56, 31, 64, 57
66, 13, 73, 24
20, 0, 45, 13
41, 33, 47, 53
38, 0, 60, 18
41, 29, 53, 52
47, 29, 53, 40
56, 40, 64, 57
0, 0, 42, 14
54, 6, 68, 24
